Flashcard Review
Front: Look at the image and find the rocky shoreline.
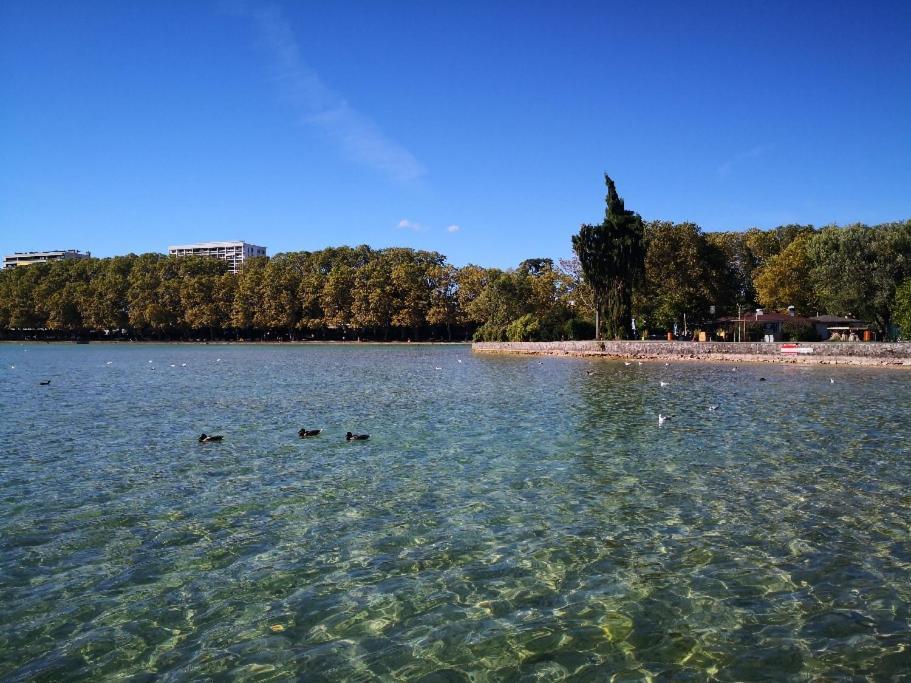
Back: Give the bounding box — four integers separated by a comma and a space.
472, 340, 911, 367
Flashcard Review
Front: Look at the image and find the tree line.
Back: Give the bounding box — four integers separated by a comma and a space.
571, 176, 911, 341
0, 246, 584, 341
2, 195, 910, 342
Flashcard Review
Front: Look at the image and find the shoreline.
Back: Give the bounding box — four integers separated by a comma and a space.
472, 340, 911, 368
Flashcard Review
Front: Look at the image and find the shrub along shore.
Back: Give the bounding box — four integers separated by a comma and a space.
472, 340, 911, 367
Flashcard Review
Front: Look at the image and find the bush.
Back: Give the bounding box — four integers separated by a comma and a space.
745, 322, 765, 341
563, 317, 595, 340
472, 321, 507, 342
782, 319, 818, 342
506, 314, 540, 342
535, 312, 566, 341
895, 278, 911, 340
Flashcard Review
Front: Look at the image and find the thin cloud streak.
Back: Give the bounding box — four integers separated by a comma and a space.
248, 4, 425, 183
446, 224, 461, 233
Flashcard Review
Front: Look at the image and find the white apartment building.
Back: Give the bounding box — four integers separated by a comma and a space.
167, 241, 267, 274
3, 249, 92, 269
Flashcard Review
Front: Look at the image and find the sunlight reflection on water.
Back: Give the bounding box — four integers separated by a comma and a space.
1, 343, 910, 680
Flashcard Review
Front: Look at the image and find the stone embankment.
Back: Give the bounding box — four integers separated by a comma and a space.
472, 340, 911, 367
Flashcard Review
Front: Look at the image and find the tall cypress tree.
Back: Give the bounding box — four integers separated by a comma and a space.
572, 174, 645, 339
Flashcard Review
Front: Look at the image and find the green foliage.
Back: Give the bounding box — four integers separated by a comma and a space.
635, 221, 731, 331
754, 233, 818, 314
781, 318, 819, 342
745, 322, 765, 342
807, 222, 911, 337
563, 317, 595, 340
473, 321, 507, 342
506, 313, 540, 342
572, 175, 645, 340
894, 278, 911, 340
0, 246, 583, 342
2, 219, 909, 343
705, 231, 758, 307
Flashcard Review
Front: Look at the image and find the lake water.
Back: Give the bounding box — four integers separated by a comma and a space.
1, 343, 910, 680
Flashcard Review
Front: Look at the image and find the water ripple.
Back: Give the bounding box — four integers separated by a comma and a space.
1, 344, 910, 679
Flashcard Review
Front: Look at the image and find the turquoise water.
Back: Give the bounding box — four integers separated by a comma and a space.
1, 343, 910, 681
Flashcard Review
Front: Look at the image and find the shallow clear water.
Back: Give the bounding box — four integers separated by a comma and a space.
1, 343, 910, 681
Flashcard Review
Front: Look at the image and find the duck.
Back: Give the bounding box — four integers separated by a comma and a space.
658, 414, 668, 427
298, 428, 322, 438
39, 380, 51, 385
346, 432, 369, 441
198, 433, 223, 443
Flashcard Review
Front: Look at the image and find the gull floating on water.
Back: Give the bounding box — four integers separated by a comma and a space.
434, 367, 443, 370
624, 362, 632, 366
830, 378, 835, 384
708, 405, 718, 411
181, 363, 187, 367
457, 359, 463, 363
658, 414, 668, 426
106, 361, 113, 365
660, 381, 669, 387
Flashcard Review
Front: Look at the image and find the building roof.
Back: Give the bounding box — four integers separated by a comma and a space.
5, 249, 89, 256
716, 311, 804, 323
810, 314, 865, 325
168, 241, 265, 249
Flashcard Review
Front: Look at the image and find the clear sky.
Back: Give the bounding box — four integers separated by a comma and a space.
2, 0, 909, 268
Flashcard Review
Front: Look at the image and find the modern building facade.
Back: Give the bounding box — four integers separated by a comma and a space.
3, 250, 92, 269
167, 241, 267, 274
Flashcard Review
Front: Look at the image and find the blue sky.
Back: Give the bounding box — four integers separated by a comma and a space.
1, 0, 909, 268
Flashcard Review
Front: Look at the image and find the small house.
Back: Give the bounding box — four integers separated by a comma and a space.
809, 315, 869, 341
714, 309, 814, 342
